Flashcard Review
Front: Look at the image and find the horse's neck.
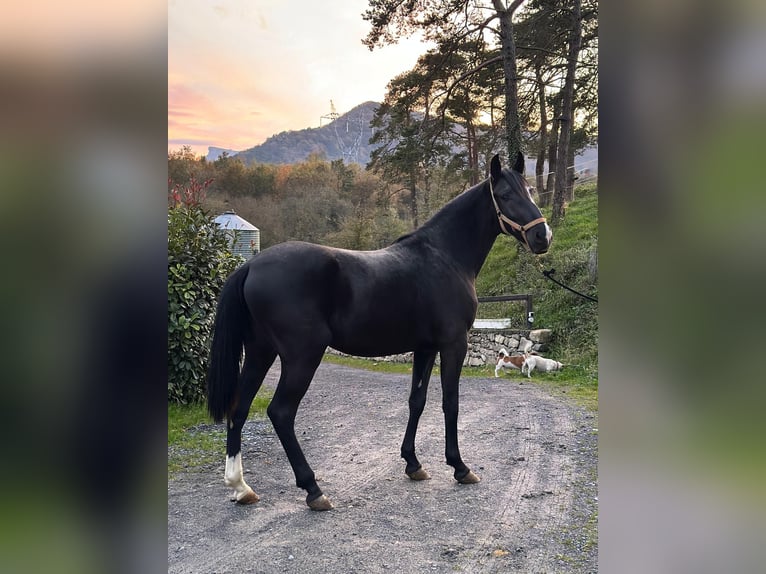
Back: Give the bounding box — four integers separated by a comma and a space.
417, 183, 499, 277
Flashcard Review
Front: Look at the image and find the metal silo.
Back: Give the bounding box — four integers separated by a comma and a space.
213, 210, 260, 258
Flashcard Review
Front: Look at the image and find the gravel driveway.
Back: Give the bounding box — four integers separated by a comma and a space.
168, 360, 598, 573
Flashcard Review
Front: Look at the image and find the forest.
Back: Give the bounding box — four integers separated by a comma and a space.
169, 0, 597, 249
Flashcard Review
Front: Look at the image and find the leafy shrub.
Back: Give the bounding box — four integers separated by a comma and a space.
168, 178, 243, 403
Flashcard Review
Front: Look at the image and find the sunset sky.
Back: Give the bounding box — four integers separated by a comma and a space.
168, 0, 430, 157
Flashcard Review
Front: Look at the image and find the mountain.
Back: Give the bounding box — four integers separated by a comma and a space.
521, 144, 598, 177
229, 100, 598, 172
206, 146, 240, 162
235, 101, 379, 166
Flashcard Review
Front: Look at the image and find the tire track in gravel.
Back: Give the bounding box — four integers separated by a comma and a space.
169, 360, 597, 574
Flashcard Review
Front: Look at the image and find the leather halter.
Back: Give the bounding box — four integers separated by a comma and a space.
489, 176, 547, 248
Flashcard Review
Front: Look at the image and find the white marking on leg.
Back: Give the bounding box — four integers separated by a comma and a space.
224, 453, 255, 502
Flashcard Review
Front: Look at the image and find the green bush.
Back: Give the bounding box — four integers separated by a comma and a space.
168, 179, 243, 403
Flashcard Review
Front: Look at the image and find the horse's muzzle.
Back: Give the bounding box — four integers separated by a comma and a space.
527, 222, 552, 254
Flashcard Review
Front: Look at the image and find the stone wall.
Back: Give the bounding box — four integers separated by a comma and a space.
326, 329, 553, 367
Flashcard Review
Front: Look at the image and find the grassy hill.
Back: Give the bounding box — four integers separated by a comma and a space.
476, 183, 598, 379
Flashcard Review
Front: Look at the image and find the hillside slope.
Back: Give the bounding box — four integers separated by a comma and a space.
235, 101, 379, 165
476, 183, 598, 374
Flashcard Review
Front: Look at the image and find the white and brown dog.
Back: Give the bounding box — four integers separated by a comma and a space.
521, 355, 564, 378
495, 348, 530, 377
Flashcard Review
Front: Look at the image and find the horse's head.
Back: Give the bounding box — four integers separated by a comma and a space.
489, 152, 552, 254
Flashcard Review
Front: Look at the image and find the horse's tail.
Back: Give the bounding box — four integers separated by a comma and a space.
207, 264, 250, 423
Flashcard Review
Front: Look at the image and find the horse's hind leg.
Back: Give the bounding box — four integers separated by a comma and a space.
225, 342, 276, 504
401, 350, 437, 480
267, 349, 331, 510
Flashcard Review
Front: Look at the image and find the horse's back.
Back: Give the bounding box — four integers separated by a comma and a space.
240, 240, 475, 356
242, 241, 340, 313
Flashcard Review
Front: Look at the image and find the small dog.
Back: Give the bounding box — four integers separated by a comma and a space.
494, 348, 529, 377
521, 355, 564, 378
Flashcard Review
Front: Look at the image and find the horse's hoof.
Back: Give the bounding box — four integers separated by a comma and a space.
307, 494, 333, 511
457, 470, 481, 484
235, 489, 260, 505
407, 468, 431, 481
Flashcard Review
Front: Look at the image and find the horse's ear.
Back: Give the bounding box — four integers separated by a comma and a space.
512, 150, 525, 174
490, 154, 502, 182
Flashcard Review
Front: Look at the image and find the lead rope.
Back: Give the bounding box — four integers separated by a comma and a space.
539, 265, 598, 303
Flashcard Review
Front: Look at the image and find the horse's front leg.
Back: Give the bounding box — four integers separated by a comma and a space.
440, 337, 481, 484
401, 350, 437, 480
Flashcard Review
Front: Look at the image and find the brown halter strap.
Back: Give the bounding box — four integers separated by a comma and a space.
489, 176, 547, 248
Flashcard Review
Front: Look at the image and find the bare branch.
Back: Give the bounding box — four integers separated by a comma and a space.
429, 55, 503, 113
421, 55, 505, 150
517, 44, 564, 59
509, 0, 526, 14
490, 0, 524, 15
435, 13, 499, 49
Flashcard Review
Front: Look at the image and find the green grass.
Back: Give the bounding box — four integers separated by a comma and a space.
475, 239, 519, 297
476, 184, 598, 295
548, 184, 598, 246
321, 352, 415, 374
168, 388, 273, 477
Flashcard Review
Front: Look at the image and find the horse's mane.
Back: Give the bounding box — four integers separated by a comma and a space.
391, 181, 486, 247
393, 231, 415, 244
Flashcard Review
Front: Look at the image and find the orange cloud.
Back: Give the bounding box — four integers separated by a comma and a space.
168, 0, 430, 158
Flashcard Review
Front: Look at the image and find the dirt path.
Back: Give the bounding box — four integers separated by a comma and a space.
168, 361, 597, 573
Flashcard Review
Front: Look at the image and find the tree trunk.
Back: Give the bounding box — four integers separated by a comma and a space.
493, 0, 524, 161
566, 142, 576, 201
534, 60, 547, 199
467, 120, 480, 186
422, 97, 431, 219
409, 170, 418, 229
551, 0, 582, 226
542, 96, 560, 208
423, 170, 431, 220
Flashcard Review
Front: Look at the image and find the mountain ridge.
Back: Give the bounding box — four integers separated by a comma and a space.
232, 101, 379, 166
206, 100, 597, 174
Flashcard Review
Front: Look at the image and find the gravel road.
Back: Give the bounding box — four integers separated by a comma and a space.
168, 361, 598, 573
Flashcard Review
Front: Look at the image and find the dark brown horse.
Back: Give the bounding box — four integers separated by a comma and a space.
207, 152, 551, 510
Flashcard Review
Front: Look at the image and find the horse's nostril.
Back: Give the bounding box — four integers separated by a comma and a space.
531, 229, 551, 254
